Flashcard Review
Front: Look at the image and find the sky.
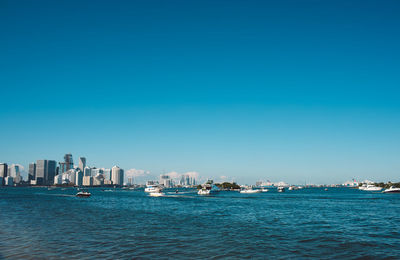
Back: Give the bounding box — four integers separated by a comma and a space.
1, 0, 400, 184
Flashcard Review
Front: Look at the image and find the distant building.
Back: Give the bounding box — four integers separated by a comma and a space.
103, 168, 111, 180
59, 153, 73, 174
28, 163, 36, 182
54, 174, 62, 185
111, 166, 124, 186
78, 157, 86, 172
5, 176, 13, 186
0, 163, 8, 186
82, 176, 93, 186
36, 160, 57, 185
84, 166, 91, 177
75, 171, 83, 186
93, 174, 104, 186
160, 174, 173, 188
104, 179, 113, 185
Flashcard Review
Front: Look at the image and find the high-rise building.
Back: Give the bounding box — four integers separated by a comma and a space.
78, 157, 86, 172
103, 168, 111, 180
59, 153, 73, 174
111, 166, 124, 186
75, 170, 83, 186
5, 176, 13, 186
36, 160, 57, 185
82, 176, 93, 186
28, 163, 36, 182
84, 167, 91, 177
0, 163, 8, 186
9, 164, 22, 184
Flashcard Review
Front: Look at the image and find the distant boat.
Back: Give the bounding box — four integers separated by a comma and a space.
361, 185, 382, 191
198, 180, 219, 195
383, 186, 400, 193
277, 186, 285, 192
240, 188, 261, 194
261, 188, 269, 192
76, 191, 91, 197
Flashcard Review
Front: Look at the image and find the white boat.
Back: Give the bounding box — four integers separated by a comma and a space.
240, 188, 261, 194
277, 186, 285, 192
198, 188, 211, 195
383, 186, 400, 193
363, 185, 382, 191
261, 188, 269, 192
76, 191, 91, 197
198, 180, 219, 195
145, 181, 161, 193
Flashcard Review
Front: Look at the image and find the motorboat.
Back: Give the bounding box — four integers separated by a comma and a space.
277, 186, 285, 192
145, 181, 161, 193
198, 188, 211, 195
261, 188, 269, 192
240, 188, 261, 194
383, 186, 400, 193
149, 188, 165, 197
198, 180, 219, 195
362, 185, 382, 191
76, 191, 91, 197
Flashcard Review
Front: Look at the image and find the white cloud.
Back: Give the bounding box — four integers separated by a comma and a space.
126, 168, 151, 177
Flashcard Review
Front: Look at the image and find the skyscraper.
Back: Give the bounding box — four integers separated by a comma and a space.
59, 153, 73, 174
28, 163, 36, 182
78, 157, 86, 172
111, 166, 124, 186
0, 163, 7, 186
36, 160, 57, 185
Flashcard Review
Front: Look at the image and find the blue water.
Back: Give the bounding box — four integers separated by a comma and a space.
0, 187, 399, 259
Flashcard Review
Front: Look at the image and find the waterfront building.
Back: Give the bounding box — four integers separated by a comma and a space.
104, 179, 113, 185
111, 166, 124, 186
8, 165, 22, 184
127, 177, 133, 186
5, 176, 13, 186
78, 157, 86, 172
28, 163, 36, 182
0, 163, 8, 186
36, 160, 57, 185
75, 170, 83, 186
54, 174, 62, 185
82, 176, 93, 186
103, 168, 111, 180
84, 166, 91, 177
93, 174, 104, 186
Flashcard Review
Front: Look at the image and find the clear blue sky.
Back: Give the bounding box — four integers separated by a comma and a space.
1, 0, 400, 184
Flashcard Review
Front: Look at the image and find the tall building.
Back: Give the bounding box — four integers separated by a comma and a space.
75, 170, 83, 186
78, 157, 86, 172
28, 163, 36, 182
8, 165, 22, 184
84, 166, 91, 177
111, 166, 124, 186
0, 163, 8, 186
36, 160, 57, 185
59, 153, 73, 174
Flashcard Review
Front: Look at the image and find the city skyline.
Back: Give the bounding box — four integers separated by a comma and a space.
1, 0, 400, 184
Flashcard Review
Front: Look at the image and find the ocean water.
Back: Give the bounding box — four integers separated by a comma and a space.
0, 187, 399, 259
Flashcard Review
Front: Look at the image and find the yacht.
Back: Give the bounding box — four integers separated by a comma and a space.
261, 188, 269, 192
383, 186, 400, 193
145, 181, 161, 193
362, 185, 382, 191
277, 186, 285, 192
149, 187, 165, 197
198, 180, 219, 195
240, 188, 261, 194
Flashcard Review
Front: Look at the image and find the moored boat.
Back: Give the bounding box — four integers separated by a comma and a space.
383, 186, 400, 193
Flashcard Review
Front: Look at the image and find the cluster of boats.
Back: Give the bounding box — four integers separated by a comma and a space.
72, 182, 400, 198
359, 184, 400, 193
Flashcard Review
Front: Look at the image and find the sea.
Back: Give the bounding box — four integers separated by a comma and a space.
0, 187, 399, 259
